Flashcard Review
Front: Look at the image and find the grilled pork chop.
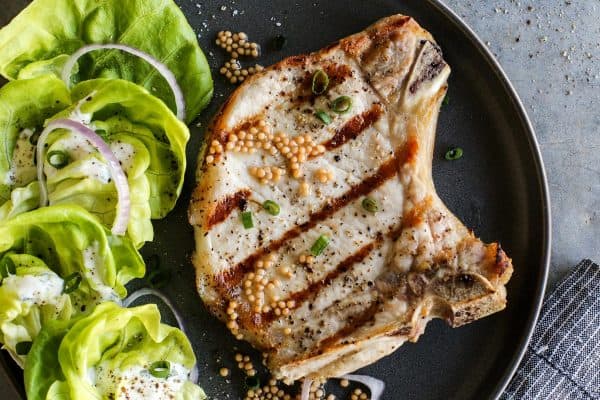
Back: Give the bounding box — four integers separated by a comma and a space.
189, 14, 513, 381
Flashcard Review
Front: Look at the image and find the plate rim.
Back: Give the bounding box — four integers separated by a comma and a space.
0, 1, 552, 399
424, 0, 552, 398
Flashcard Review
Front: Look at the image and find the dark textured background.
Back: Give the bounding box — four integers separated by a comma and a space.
0, 1, 552, 399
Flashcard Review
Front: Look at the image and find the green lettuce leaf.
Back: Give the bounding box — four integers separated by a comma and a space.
51, 78, 189, 221
23, 319, 73, 400
0, 0, 213, 122
0, 76, 71, 205
0, 205, 145, 363
25, 302, 206, 400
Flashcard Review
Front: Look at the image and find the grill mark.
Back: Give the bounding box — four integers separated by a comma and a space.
215, 157, 399, 289
207, 189, 252, 228
313, 301, 380, 355
321, 104, 383, 151
262, 237, 385, 323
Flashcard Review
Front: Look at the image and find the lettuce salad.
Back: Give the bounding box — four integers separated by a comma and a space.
0, 0, 213, 397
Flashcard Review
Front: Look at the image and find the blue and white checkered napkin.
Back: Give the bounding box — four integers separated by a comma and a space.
501, 259, 599, 400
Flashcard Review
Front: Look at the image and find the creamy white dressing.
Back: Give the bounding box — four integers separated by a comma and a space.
94, 362, 190, 400
3, 271, 64, 306
3, 129, 37, 186
109, 140, 137, 173
82, 243, 121, 304
46, 132, 136, 184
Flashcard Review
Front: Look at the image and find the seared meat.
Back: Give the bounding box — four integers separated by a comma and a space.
188, 14, 513, 381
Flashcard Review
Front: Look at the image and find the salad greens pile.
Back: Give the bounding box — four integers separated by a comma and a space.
25, 302, 206, 400
0, 0, 213, 398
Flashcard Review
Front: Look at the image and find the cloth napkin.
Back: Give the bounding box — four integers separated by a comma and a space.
501, 259, 599, 400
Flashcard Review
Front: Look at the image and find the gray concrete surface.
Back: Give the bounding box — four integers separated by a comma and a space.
443, 0, 600, 288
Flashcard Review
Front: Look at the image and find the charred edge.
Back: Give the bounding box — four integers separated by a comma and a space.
261, 237, 385, 323
206, 189, 252, 228
322, 104, 383, 151
313, 301, 380, 356
368, 16, 412, 48
408, 41, 447, 95
215, 157, 399, 289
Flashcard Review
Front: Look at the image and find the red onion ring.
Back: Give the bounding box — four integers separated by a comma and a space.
61, 44, 186, 121
36, 118, 131, 235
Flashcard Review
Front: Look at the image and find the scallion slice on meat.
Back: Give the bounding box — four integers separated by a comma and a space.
310, 235, 329, 256
262, 200, 280, 216
444, 147, 463, 161
311, 70, 329, 95
149, 360, 171, 378
62, 272, 82, 294
315, 110, 332, 124
331, 96, 352, 113
361, 197, 379, 213
46, 150, 70, 169
241, 211, 254, 229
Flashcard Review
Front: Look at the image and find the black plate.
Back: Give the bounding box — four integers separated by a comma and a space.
0, 1, 550, 399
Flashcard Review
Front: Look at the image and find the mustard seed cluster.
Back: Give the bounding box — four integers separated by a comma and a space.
273, 132, 326, 179
249, 166, 286, 185
216, 31, 263, 84
314, 168, 335, 183
225, 300, 243, 340
216, 31, 260, 58
226, 120, 275, 155
219, 59, 265, 84
243, 378, 294, 400
243, 256, 282, 314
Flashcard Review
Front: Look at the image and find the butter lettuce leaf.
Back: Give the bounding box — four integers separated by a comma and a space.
0, 0, 213, 122
0, 205, 145, 364
25, 302, 206, 400
52, 78, 189, 221
0, 76, 71, 205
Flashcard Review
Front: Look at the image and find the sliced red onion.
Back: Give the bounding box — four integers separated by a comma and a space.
340, 375, 385, 400
62, 44, 186, 121
300, 378, 312, 400
123, 288, 198, 382
36, 118, 130, 235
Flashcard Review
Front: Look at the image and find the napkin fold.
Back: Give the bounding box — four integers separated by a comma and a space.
501, 259, 599, 400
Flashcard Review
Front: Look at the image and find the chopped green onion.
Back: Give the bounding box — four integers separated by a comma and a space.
241, 211, 254, 229
46, 150, 70, 169
245, 376, 261, 390
15, 341, 32, 356
263, 200, 280, 216
63, 272, 82, 294
362, 197, 379, 213
315, 109, 332, 124
331, 96, 352, 113
311, 70, 329, 95
444, 147, 463, 161
0, 257, 16, 278
310, 235, 330, 256
149, 360, 171, 378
